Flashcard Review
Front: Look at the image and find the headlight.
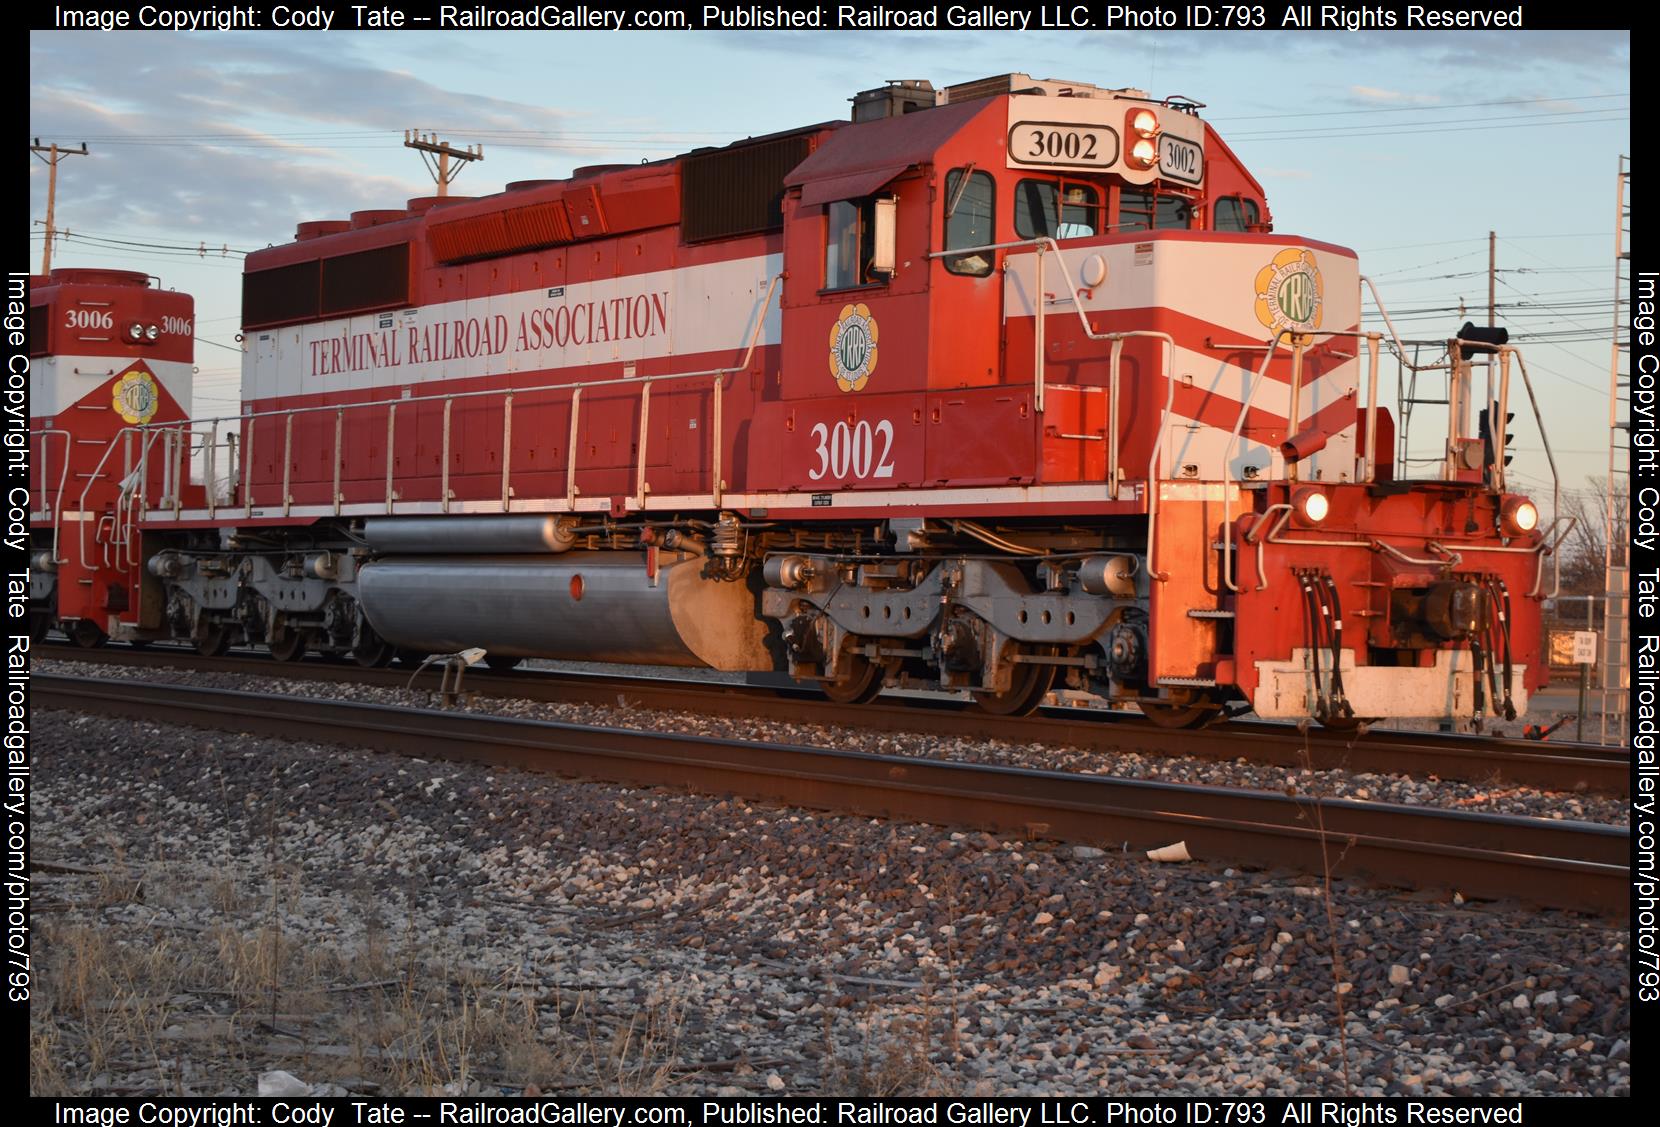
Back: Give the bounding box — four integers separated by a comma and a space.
1124, 107, 1161, 169
128, 323, 144, 340
1293, 487, 1329, 524
145, 324, 159, 340
1500, 495, 1539, 536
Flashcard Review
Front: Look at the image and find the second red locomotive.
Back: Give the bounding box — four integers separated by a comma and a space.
29, 73, 1563, 728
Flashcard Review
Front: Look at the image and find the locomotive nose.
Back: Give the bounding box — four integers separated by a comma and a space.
1422, 580, 1489, 640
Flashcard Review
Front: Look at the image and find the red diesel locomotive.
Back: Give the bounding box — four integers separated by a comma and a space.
29, 74, 1565, 728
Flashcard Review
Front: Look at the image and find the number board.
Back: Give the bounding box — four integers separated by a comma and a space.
1004, 94, 1206, 186
1159, 134, 1203, 185
1007, 120, 1120, 170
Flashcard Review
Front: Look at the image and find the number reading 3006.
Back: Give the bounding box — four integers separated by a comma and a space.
808, 419, 896, 482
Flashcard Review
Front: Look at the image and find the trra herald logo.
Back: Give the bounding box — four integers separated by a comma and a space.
1253, 248, 1323, 334
111, 368, 160, 424
829, 303, 878, 393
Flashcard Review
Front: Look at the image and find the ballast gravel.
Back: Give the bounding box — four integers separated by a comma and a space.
30, 696, 1630, 1096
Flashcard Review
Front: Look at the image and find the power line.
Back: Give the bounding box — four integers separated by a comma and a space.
1366, 249, 1486, 277
59, 125, 740, 142
1359, 232, 1606, 253
1235, 110, 1620, 143
1209, 91, 1629, 122
31, 226, 248, 259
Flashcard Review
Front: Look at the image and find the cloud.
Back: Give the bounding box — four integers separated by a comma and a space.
27, 32, 635, 246
1348, 86, 1441, 105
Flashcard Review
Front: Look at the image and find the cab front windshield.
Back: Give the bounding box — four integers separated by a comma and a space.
1015, 179, 1101, 241
1015, 175, 1198, 240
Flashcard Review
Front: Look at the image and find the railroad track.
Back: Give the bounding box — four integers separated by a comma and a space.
41, 642, 1631, 797
37, 671, 1629, 917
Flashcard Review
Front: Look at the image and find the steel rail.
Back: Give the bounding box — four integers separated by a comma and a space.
35, 673, 1628, 917
42, 643, 1629, 798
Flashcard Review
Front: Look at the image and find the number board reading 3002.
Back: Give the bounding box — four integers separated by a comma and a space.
1008, 121, 1121, 169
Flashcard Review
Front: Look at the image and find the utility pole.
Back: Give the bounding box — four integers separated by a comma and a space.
30, 138, 89, 274
1494, 229, 1507, 326
403, 131, 483, 197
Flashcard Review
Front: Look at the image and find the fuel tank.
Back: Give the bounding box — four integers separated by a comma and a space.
356, 553, 773, 671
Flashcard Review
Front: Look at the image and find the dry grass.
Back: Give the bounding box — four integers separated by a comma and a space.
29, 854, 695, 1097
823, 1010, 948, 1096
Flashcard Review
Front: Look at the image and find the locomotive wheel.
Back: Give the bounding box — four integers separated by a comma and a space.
484, 654, 524, 673
70, 619, 108, 650
29, 610, 52, 643
972, 657, 1057, 717
353, 639, 397, 668
819, 654, 887, 704
267, 627, 308, 663
194, 623, 233, 657
352, 623, 398, 668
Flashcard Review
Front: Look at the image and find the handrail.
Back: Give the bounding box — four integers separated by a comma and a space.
566, 386, 583, 508
1363, 331, 1382, 484
1142, 344, 1184, 584
33, 429, 72, 564
384, 403, 397, 513
134, 273, 782, 519
928, 236, 1178, 500
117, 428, 165, 571
1359, 275, 1450, 375
205, 419, 218, 519
282, 413, 295, 517
243, 412, 256, 517
75, 424, 144, 568
930, 235, 1122, 414
1218, 330, 1295, 592
500, 394, 514, 511
634, 382, 651, 508
332, 410, 344, 516
929, 236, 1056, 411
440, 400, 453, 514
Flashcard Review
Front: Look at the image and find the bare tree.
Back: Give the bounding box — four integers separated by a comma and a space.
1554, 477, 1627, 608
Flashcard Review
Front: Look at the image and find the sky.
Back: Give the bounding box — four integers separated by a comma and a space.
27, 26, 1631, 507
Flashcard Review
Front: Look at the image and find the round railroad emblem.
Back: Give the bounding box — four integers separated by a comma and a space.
828, 303, 878, 393
111, 368, 160, 425
1253, 248, 1324, 334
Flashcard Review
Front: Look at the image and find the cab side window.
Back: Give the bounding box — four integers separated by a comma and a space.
1118, 188, 1194, 232
943, 168, 995, 277
1214, 196, 1263, 233
826, 199, 877, 290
